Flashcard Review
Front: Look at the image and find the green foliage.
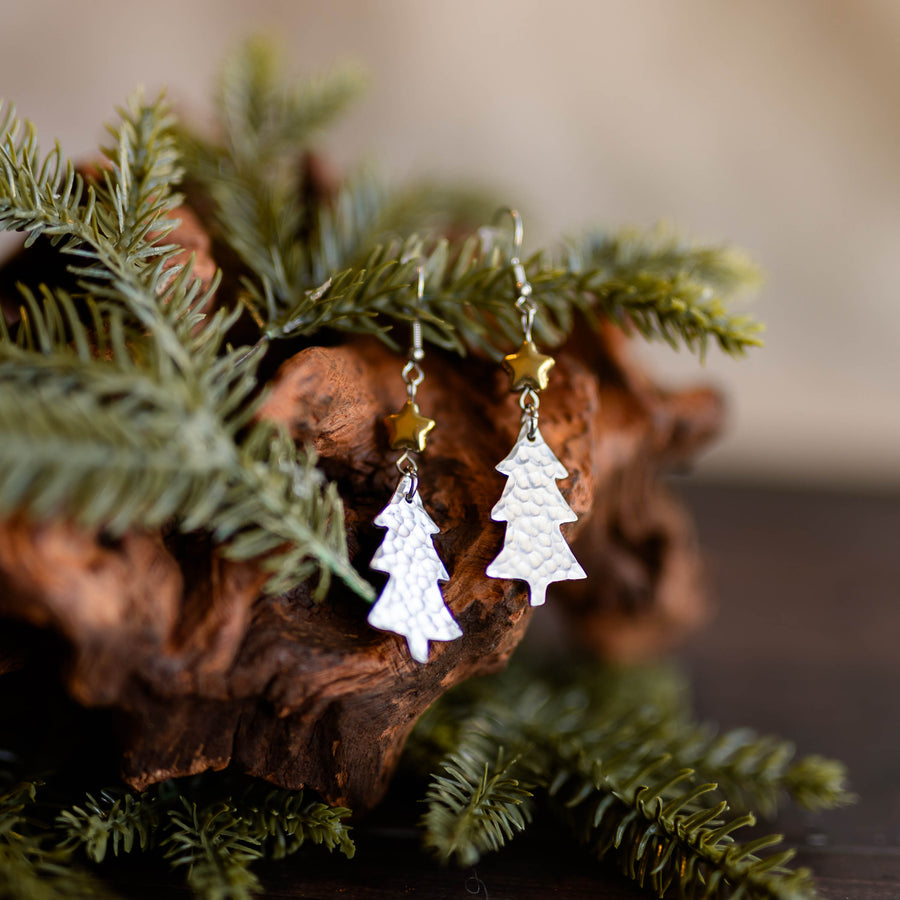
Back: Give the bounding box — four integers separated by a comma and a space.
236, 786, 355, 860
252, 229, 763, 361
164, 798, 267, 900
0, 34, 835, 900
782, 755, 858, 814
422, 733, 535, 866
549, 730, 817, 900
216, 38, 366, 168
56, 786, 163, 863
413, 660, 853, 899
0, 769, 353, 900
74, 781, 353, 900
0, 91, 370, 600
0, 781, 121, 899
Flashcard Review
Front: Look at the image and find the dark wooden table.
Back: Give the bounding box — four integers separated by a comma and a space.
111, 481, 900, 899
681, 481, 900, 900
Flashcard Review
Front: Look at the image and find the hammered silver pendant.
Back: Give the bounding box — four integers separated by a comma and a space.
368, 476, 462, 663
486, 422, 586, 605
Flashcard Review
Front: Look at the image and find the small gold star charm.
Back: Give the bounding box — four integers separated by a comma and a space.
502, 340, 556, 392
385, 400, 435, 452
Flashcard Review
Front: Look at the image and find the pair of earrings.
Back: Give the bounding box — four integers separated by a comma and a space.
367, 210, 586, 664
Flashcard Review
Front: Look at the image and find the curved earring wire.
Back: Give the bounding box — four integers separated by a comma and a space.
493, 208, 536, 342
493, 206, 524, 261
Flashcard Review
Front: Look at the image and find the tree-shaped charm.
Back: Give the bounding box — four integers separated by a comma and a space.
486, 422, 586, 605
368, 475, 462, 663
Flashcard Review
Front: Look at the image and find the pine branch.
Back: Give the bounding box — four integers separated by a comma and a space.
655, 727, 855, 819
51, 777, 354, 898
178, 41, 762, 361
414, 660, 851, 898
236, 785, 354, 860
0, 100, 372, 600
209, 168, 499, 325
0, 357, 367, 598
164, 798, 264, 900
418, 661, 853, 821
181, 39, 368, 327
536, 702, 853, 823
217, 38, 365, 167
56, 787, 162, 862
95, 91, 184, 269
422, 731, 535, 866
568, 225, 762, 296
0, 781, 121, 900
257, 231, 763, 360
550, 745, 818, 900
0, 379, 226, 530
782, 756, 857, 814
0, 95, 197, 367
211, 427, 366, 600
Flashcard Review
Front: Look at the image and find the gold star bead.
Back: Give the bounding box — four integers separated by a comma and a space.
502, 340, 556, 392
385, 400, 436, 452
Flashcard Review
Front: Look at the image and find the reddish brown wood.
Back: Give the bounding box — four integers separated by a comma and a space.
0, 223, 724, 810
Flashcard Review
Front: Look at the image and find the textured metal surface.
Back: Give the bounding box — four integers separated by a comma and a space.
368, 475, 462, 663
486, 422, 586, 605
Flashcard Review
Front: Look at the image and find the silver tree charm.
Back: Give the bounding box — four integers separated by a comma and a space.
486, 422, 586, 606
484, 208, 585, 605
368, 475, 462, 663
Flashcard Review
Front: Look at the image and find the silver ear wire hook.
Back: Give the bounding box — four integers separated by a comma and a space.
494, 207, 536, 343
401, 263, 426, 401
411, 264, 425, 362
494, 206, 524, 259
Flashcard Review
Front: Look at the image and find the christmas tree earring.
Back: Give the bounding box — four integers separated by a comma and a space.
367, 266, 463, 663
485, 209, 587, 605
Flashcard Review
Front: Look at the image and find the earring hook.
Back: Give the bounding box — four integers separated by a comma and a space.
401, 263, 426, 399
411, 263, 425, 362
494, 207, 536, 342
493, 207, 524, 262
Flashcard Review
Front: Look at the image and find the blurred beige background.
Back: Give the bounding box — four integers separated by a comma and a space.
1, 0, 898, 488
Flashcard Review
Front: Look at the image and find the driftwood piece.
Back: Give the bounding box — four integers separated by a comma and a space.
0, 211, 724, 811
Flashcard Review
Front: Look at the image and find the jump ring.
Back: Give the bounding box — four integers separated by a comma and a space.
402, 359, 425, 388
395, 451, 419, 501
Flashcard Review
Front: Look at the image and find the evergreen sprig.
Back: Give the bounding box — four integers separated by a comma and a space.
51, 777, 354, 900
164, 798, 267, 900
422, 732, 535, 866
252, 230, 764, 360
0, 93, 371, 600
217, 38, 365, 168
549, 729, 817, 900
56, 787, 162, 863
0, 781, 120, 900
234, 785, 355, 861
414, 661, 853, 899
